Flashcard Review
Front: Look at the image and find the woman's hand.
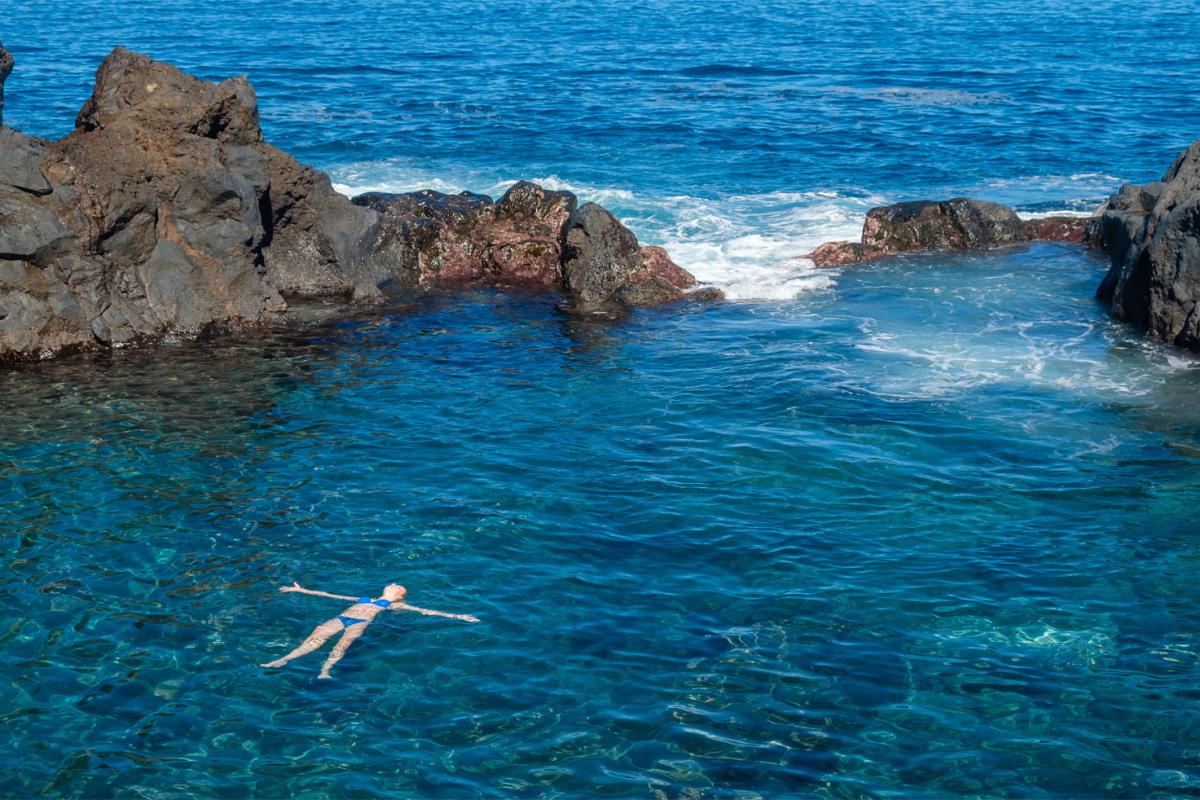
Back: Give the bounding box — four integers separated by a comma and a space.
279, 582, 303, 593
458, 614, 480, 623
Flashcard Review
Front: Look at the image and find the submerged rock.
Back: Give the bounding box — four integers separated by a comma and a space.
1095, 140, 1200, 351
0, 46, 707, 363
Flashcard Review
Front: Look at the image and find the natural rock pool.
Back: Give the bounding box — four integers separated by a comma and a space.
3, 244, 1198, 797
5, 0, 1200, 795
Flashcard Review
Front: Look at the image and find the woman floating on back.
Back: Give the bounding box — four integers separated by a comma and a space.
261, 582, 478, 679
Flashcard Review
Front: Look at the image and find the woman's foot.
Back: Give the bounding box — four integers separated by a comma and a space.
261, 659, 288, 669
317, 671, 333, 680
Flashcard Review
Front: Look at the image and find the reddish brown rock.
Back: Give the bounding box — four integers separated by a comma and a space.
619, 245, 701, 306
357, 188, 718, 308
1021, 215, 1094, 243
355, 181, 576, 292
807, 241, 865, 267
485, 181, 577, 289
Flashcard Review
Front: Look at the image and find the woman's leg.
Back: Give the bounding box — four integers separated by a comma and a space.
261, 619, 343, 668
317, 624, 367, 679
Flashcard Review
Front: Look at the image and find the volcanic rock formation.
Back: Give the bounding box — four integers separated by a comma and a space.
806, 198, 1097, 267
1094, 141, 1200, 351
0, 47, 713, 363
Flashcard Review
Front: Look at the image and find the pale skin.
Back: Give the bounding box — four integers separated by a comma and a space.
260, 582, 478, 679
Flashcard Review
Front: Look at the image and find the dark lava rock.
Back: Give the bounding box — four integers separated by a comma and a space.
806, 198, 1104, 266
0, 46, 391, 361
0, 40, 11, 127
260, 146, 389, 302
861, 198, 1025, 256
0, 128, 52, 195
1095, 140, 1200, 350
562, 203, 707, 309
32, 47, 288, 351
0, 45, 705, 363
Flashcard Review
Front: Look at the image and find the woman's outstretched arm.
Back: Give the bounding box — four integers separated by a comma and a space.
389, 601, 478, 622
278, 582, 358, 601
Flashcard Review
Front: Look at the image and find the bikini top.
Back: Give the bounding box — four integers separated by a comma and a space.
357, 597, 392, 608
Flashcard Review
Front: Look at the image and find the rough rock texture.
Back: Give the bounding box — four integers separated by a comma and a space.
6, 47, 291, 358
1020, 215, 1094, 244
355, 181, 576, 291
260, 147, 389, 301
562, 203, 699, 309
0, 47, 709, 363
355, 187, 712, 308
860, 198, 1025, 256
807, 198, 1103, 267
0, 40, 11, 126
1095, 141, 1200, 350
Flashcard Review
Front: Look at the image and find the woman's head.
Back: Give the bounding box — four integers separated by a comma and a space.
381, 584, 407, 601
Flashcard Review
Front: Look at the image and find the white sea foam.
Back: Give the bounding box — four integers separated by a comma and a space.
328, 160, 1129, 301
331, 160, 885, 300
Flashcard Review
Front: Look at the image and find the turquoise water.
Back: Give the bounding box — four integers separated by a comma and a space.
4, 1, 1200, 797
4, 247, 1199, 797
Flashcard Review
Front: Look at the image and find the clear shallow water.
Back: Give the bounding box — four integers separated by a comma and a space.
3, 247, 1200, 798
4, 1, 1200, 797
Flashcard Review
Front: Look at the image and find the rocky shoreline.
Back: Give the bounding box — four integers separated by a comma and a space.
2, 42, 1199, 362
804, 145, 1200, 353
0, 44, 715, 364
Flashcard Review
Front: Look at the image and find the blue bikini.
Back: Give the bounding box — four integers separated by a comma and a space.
337, 597, 392, 628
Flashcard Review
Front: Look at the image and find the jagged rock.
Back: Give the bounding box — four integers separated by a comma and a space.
0, 129, 51, 195
0, 45, 703, 363
260, 148, 388, 301
562, 203, 704, 309
487, 181, 577, 288
860, 198, 1025, 256
1096, 141, 1200, 350
357, 189, 499, 287
355, 181, 577, 292
807, 198, 1105, 266
0, 259, 95, 360
0, 192, 70, 259
38, 47, 287, 348
0, 40, 12, 127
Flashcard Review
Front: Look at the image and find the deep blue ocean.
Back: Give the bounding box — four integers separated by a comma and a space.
3, 2, 1200, 797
